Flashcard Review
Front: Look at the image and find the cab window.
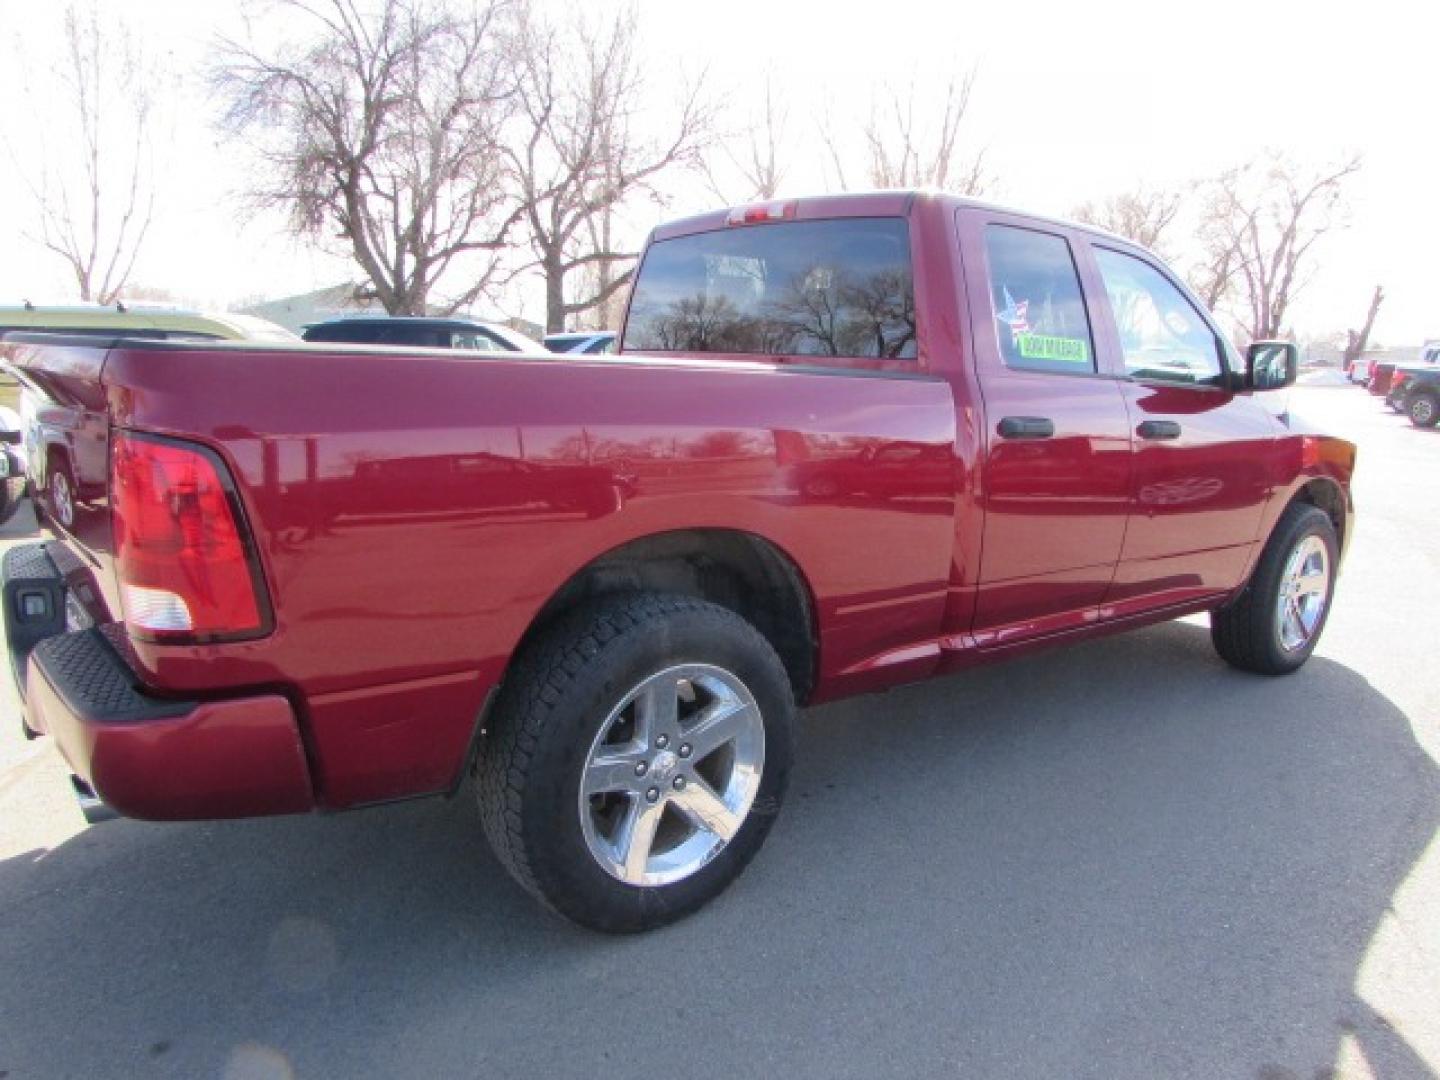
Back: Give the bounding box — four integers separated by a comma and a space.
1094, 248, 1224, 386
983, 225, 1096, 375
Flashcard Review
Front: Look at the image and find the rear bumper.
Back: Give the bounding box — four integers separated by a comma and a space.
6, 544, 314, 821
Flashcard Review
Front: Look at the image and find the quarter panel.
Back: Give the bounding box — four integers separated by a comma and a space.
102, 347, 959, 713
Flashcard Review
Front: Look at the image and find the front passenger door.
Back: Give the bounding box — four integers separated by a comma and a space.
962, 215, 1134, 646
1086, 245, 1277, 617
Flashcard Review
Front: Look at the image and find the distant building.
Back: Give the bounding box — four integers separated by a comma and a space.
1301, 340, 1420, 370
239, 284, 383, 334
1302, 340, 1346, 368
240, 283, 542, 342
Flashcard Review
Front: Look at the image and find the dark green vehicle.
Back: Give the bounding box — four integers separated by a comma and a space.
1393, 362, 1440, 427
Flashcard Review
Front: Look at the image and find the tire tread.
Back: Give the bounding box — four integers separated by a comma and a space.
1211, 502, 1336, 676
475, 592, 788, 929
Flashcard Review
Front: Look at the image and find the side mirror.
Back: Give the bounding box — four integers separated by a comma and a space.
1246, 340, 1298, 391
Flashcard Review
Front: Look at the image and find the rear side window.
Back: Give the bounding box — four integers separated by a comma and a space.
303, 323, 363, 343
305, 323, 444, 347
451, 331, 506, 352
377, 326, 444, 347
623, 218, 916, 359
983, 226, 1095, 374
1093, 248, 1223, 385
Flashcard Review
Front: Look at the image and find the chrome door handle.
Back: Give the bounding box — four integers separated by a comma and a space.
1136, 420, 1181, 440
997, 416, 1055, 439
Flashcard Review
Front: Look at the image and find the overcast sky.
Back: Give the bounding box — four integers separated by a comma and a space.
0, 0, 1435, 344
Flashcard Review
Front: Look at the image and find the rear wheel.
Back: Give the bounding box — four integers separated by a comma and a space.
1211, 502, 1338, 676
476, 593, 794, 932
1408, 391, 1439, 428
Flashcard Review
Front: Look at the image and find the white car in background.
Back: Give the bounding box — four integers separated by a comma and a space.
543, 331, 617, 356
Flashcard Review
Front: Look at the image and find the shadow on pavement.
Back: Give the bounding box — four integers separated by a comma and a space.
0, 620, 1434, 1079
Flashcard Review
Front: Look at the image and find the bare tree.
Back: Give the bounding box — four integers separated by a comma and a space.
19, 3, 159, 304
1189, 169, 1248, 312
1197, 153, 1361, 340
1071, 187, 1181, 254
1342, 285, 1385, 370
574, 201, 627, 331
704, 73, 788, 203
508, 8, 713, 332
824, 68, 988, 195
213, 0, 521, 315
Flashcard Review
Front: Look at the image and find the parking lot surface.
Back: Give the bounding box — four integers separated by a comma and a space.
1, 385, 1436, 1080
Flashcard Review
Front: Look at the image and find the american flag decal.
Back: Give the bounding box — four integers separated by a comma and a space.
997, 287, 1030, 335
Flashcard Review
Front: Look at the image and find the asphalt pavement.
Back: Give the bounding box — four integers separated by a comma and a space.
0, 384, 1436, 1080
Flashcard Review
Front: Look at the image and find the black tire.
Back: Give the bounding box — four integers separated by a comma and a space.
475, 593, 795, 932
0, 455, 19, 527
47, 455, 77, 530
1408, 391, 1439, 428
1211, 502, 1338, 676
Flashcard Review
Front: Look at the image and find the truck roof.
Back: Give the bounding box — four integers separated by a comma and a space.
649, 190, 1148, 254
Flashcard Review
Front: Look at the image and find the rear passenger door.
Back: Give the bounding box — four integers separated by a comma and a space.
959, 211, 1134, 646
1083, 243, 1276, 615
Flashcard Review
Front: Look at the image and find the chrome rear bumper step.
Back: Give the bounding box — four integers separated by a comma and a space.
69, 774, 118, 825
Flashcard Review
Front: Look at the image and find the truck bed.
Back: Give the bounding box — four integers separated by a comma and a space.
5, 336, 957, 807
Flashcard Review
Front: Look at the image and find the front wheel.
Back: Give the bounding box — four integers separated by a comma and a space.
1408, 391, 1439, 428
476, 593, 795, 932
1211, 503, 1338, 676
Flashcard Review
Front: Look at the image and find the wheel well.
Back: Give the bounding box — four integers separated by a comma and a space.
520, 529, 818, 704
1293, 479, 1347, 554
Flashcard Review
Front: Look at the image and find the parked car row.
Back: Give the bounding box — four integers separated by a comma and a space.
0, 304, 303, 531
301, 316, 546, 352
1, 304, 617, 357
299, 317, 616, 355
1366, 342, 1440, 426
0, 306, 620, 532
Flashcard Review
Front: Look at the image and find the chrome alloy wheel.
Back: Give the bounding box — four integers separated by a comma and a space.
50, 470, 74, 528
578, 664, 765, 887
1276, 535, 1330, 652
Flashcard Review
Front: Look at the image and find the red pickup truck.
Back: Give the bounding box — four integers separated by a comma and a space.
3, 193, 1355, 931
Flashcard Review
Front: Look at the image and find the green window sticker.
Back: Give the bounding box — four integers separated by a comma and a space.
1016, 333, 1089, 364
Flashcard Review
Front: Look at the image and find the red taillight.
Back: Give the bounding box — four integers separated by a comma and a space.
110, 432, 268, 641
1393, 370, 1409, 389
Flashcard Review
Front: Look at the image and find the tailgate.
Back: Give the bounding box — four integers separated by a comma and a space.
2, 335, 122, 627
